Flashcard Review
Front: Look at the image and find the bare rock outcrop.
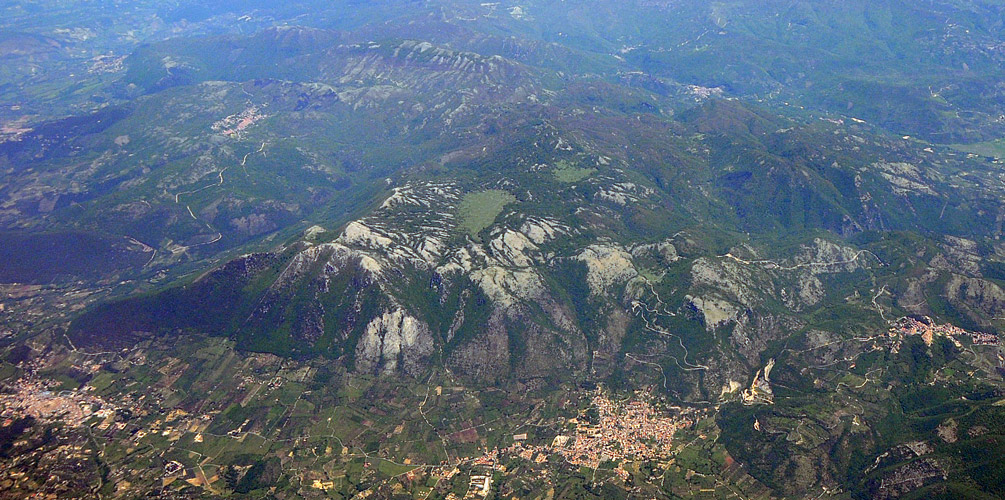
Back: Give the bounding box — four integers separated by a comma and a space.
355, 308, 434, 376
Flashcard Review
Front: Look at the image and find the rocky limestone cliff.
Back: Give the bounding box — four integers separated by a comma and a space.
355, 308, 434, 376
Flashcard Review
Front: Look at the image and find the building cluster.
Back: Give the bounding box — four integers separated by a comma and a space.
890, 316, 999, 347
561, 394, 694, 468
465, 470, 492, 499
0, 378, 115, 428
500, 393, 699, 478
212, 106, 266, 137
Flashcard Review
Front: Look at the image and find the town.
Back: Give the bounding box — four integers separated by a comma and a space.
890, 315, 999, 347
495, 391, 702, 481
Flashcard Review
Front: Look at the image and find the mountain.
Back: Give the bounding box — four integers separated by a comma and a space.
3, 1, 1005, 499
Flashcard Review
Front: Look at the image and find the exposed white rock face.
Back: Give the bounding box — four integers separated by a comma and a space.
270, 180, 597, 378
519, 217, 568, 244
273, 242, 383, 292
356, 254, 383, 274
697, 238, 873, 314
795, 238, 868, 272
934, 236, 983, 276
576, 244, 638, 295
470, 266, 546, 307
274, 243, 337, 288
335, 182, 462, 268
687, 294, 739, 329
631, 240, 679, 264
303, 225, 327, 239
487, 229, 539, 267
337, 85, 408, 110
328, 182, 554, 312
872, 162, 938, 196
742, 358, 776, 405
437, 247, 477, 275
327, 39, 531, 118
355, 309, 434, 376
720, 380, 744, 398
945, 275, 1005, 317
417, 235, 445, 264
256, 183, 465, 378
380, 183, 459, 209
692, 258, 759, 307
343, 221, 394, 249
595, 182, 654, 206
795, 274, 825, 307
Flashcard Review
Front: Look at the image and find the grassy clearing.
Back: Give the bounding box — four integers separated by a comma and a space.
951, 139, 1005, 159
458, 190, 516, 238
372, 458, 418, 477
553, 159, 596, 183
0, 363, 18, 382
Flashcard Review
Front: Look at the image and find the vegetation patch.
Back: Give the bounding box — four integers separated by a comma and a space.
457, 189, 516, 238
372, 458, 418, 478
952, 139, 1005, 159
0, 231, 150, 284
552, 159, 596, 183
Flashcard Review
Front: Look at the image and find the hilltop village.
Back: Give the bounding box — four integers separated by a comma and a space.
890, 316, 999, 348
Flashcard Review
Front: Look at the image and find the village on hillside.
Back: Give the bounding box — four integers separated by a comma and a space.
890, 316, 999, 348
